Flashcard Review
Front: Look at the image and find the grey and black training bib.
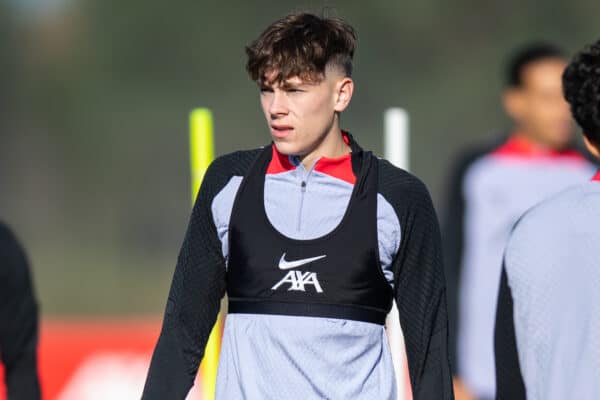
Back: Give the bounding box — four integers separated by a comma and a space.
227, 145, 393, 325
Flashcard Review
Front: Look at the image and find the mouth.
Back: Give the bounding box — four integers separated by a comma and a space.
270, 124, 294, 138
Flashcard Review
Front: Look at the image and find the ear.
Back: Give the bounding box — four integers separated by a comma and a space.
503, 88, 524, 121
583, 135, 600, 158
333, 77, 354, 113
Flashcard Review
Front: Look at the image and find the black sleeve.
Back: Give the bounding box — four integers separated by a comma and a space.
440, 141, 501, 373
142, 150, 259, 400
494, 265, 526, 400
0, 223, 41, 400
440, 154, 468, 373
379, 161, 454, 400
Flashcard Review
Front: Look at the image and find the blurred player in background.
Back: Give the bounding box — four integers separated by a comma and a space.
0, 222, 41, 400
442, 43, 596, 400
495, 38, 600, 400
143, 12, 453, 400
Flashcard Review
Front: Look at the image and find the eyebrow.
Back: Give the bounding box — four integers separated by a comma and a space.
280, 81, 304, 90
258, 80, 306, 91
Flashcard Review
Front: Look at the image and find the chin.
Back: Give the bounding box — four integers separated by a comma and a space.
273, 141, 304, 157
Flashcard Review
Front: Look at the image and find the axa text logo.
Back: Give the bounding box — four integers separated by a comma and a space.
272, 253, 326, 293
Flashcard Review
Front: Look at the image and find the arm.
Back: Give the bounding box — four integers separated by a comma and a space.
0, 223, 41, 400
380, 166, 453, 400
440, 157, 466, 375
440, 140, 503, 376
494, 265, 526, 400
440, 153, 476, 400
142, 160, 229, 399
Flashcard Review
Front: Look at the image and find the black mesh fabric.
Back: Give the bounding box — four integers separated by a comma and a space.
142, 149, 261, 399
378, 159, 454, 400
494, 265, 526, 400
0, 222, 41, 400
439, 138, 506, 372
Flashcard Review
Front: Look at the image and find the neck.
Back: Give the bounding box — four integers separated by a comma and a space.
513, 130, 550, 149
298, 124, 350, 169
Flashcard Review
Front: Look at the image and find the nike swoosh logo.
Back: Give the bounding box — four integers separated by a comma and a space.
278, 253, 327, 270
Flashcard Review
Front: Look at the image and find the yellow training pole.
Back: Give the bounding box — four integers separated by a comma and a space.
190, 108, 222, 400
190, 108, 215, 202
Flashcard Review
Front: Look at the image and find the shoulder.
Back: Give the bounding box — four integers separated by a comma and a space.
0, 221, 13, 242
0, 222, 22, 258
450, 137, 506, 179
200, 147, 264, 196
0, 222, 28, 289
207, 147, 264, 179
503, 183, 597, 297
376, 158, 435, 219
377, 157, 427, 192
506, 183, 589, 261
0, 220, 18, 238
515, 183, 587, 230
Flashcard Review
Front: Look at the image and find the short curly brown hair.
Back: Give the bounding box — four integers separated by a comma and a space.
563, 39, 600, 148
245, 12, 357, 85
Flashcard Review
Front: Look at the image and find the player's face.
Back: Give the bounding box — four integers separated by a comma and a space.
506, 59, 573, 149
259, 68, 353, 160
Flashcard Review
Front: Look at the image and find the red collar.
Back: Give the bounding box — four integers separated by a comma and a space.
266, 133, 356, 184
593, 170, 600, 182
492, 134, 585, 161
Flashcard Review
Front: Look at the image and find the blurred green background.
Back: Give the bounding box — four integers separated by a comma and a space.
1, 0, 598, 315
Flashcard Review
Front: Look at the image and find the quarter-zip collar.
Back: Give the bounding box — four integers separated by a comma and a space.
266, 132, 358, 185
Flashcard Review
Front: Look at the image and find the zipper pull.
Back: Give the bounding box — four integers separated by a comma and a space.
301, 181, 306, 192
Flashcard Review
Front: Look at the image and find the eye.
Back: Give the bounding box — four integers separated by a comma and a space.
259, 86, 273, 94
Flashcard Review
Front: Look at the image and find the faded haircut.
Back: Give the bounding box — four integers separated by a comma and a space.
245, 12, 357, 85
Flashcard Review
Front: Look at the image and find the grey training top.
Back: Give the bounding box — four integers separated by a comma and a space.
496, 178, 600, 400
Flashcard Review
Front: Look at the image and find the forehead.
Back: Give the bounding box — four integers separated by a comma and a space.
521, 58, 566, 88
261, 68, 324, 86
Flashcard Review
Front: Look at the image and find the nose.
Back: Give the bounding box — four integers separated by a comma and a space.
268, 91, 288, 118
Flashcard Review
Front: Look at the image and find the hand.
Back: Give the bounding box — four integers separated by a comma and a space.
453, 377, 475, 400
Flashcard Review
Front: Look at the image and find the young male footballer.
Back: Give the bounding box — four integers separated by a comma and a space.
143, 12, 453, 399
